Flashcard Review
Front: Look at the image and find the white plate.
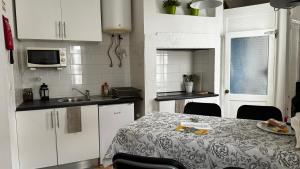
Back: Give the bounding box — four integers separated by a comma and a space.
257, 121, 295, 136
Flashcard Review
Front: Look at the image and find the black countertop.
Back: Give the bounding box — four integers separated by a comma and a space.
155, 92, 219, 101
16, 95, 140, 111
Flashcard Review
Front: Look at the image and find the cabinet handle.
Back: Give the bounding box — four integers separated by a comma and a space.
63, 22, 66, 38
50, 111, 54, 129
56, 22, 59, 38
58, 21, 62, 38
56, 111, 60, 128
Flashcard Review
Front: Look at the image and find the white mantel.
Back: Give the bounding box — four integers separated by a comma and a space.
144, 33, 221, 114
130, 0, 224, 116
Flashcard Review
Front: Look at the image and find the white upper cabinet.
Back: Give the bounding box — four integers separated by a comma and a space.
61, 0, 102, 41
15, 0, 102, 41
15, 0, 62, 40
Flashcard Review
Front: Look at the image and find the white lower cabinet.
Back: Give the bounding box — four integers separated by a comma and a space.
159, 100, 176, 113
56, 106, 99, 164
99, 103, 134, 163
16, 105, 99, 169
16, 109, 57, 169
186, 97, 219, 105
158, 97, 220, 113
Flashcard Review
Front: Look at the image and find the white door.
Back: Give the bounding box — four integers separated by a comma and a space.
16, 109, 57, 169
61, 0, 102, 41
99, 103, 134, 163
15, 0, 62, 40
224, 30, 276, 118
56, 106, 99, 165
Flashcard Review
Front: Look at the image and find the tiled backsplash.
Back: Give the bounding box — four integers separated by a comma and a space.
156, 50, 193, 92
15, 34, 131, 100
156, 49, 215, 93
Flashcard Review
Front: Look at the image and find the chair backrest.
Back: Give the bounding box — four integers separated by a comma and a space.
183, 102, 222, 117
237, 105, 283, 121
113, 153, 187, 169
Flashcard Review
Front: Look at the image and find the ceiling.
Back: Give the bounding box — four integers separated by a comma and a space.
224, 0, 270, 9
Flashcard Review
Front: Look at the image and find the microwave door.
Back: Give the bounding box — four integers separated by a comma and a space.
27, 50, 61, 67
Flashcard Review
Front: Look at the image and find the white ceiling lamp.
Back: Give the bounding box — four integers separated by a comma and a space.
270, 0, 300, 9
190, 0, 223, 9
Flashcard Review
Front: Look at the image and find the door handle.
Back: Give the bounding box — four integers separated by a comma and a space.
225, 89, 230, 94
50, 111, 54, 129
56, 111, 60, 128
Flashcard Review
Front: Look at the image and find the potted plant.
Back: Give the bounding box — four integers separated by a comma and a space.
163, 0, 181, 15
187, 0, 199, 16
183, 74, 194, 93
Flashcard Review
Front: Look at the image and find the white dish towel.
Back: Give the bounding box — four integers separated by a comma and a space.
175, 100, 185, 113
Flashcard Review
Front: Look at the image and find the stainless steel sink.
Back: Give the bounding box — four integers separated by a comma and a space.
57, 97, 90, 103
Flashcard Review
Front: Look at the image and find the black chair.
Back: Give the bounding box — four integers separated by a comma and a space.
183, 102, 222, 117
237, 105, 283, 121
113, 153, 187, 169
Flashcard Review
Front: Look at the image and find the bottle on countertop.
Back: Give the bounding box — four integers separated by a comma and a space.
101, 82, 110, 97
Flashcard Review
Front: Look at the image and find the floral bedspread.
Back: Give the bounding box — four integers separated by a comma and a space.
103, 112, 300, 169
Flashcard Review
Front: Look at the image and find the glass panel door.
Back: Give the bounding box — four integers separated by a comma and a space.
224, 30, 276, 118
230, 36, 269, 95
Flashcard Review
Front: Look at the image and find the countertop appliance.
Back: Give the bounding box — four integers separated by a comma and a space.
27, 47, 67, 68
111, 87, 141, 99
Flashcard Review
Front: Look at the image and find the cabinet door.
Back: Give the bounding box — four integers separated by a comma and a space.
56, 106, 99, 165
99, 103, 134, 163
16, 109, 57, 169
15, 0, 62, 40
61, 0, 102, 41
158, 101, 175, 113
193, 97, 219, 105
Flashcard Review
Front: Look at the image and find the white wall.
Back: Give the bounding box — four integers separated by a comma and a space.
130, 0, 145, 118
224, 3, 276, 32
156, 50, 193, 92
143, 0, 223, 35
16, 35, 131, 100
286, 7, 300, 116
0, 0, 18, 168
156, 49, 215, 93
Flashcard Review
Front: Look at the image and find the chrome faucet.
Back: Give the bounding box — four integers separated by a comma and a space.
72, 88, 90, 100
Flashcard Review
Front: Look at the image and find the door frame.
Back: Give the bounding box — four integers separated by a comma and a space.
223, 29, 277, 118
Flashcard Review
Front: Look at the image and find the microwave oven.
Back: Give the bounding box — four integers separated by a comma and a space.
26, 48, 67, 68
